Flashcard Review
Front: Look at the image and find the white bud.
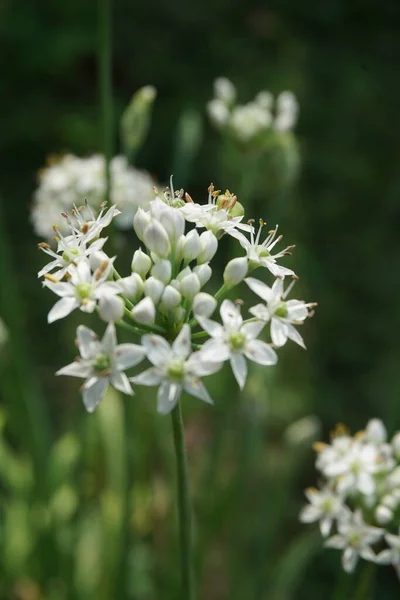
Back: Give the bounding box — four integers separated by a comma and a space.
381, 495, 398, 510
160, 285, 182, 311
89, 250, 110, 271
174, 306, 186, 325
214, 77, 236, 103
179, 273, 201, 300
207, 99, 230, 127
144, 277, 165, 304
132, 297, 155, 324
193, 264, 212, 287
177, 266, 192, 281
133, 208, 151, 241
197, 231, 218, 264
375, 505, 393, 525
182, 229, 202, 262
159, 206, 185, 243
223, 257, 248, 286
131, 248, 152, 278
392, 432, 400, 458
151, 259, 172, 284
170, 278, 180, 290
192, 293, 217, 318
284, 416, 321, 447
365, 419, 387, 444
143, 220, 171, 258
117, 274, 144, 300
98, 295, 125, 322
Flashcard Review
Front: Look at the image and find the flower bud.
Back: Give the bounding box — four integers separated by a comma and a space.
179, 273, 201, 300
193, 264, 212, 287
170, 278, 180, 291
223, 257, 248, 286
159, 206, 185, 243
192, 293, 217, 318
131, 248, 152, 278
89, 251, 110, 272
160, 285, 182, 311
132, 297, 155, 324
173, 306, 186, 325
151, 259, 172, 284
177, 266, 192, 281
144, 276, 165, 304
182, 229, 202, 262
392, 432, 400, 458
143, 220, 171, 258
381, 495, 398, 510
375, 505, 393, 525
133, 208, 151, 241
117, 273, 144, 300
197, 231, 218, 264
98, 295, 125, 322
365, 419, 387, 444
214, 77, 236, 103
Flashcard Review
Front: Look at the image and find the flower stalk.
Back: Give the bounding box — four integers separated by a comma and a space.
99, 0, 113, 204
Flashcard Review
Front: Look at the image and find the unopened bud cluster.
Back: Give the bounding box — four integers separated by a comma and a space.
37, 179, 314, 414
300, 419, 400, 577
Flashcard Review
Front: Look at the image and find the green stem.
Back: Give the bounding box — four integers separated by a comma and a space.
171, 402, 195, 600
123, 307, 167, 334
99, 0, 113, 203
354, 563, 375, 600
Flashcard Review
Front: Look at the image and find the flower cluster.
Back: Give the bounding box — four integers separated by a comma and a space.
300, 419, 400, 576
207, 77, 299, 142
32, 154, 156, 238
38, 181, 315, 414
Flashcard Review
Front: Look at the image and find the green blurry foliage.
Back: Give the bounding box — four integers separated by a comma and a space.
120, 85, 157, 162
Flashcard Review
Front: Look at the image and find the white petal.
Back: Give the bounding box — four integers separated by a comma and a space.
82, 378, 108, 412
320, 517, 333, 538
244, 339, 278, 366
245, 277, 273, 302
196, 316, 224, 338
56, 361, 91, 378
270, 318, 288, 347
76, 325, 99, 359
48, 297, 79, 323
157, 381, 181, 414
38, 259, 61, 278
172, 324, 191, 360
101, 322, 117, 354
249, 303, 271, 322
187, 352, 224, 376
342, 547, 358, 573
264, 261, 294, 278
184, 377, 213, 404
95, 282, 121, 298
357, 473, 375, 496
110, 371, 133, 395
374, 549, 393, 565
132, 367, 163, 386
325, 535, 346, 550
230, 353, 248, 389
286, 300, 309, 321
220, 299, 242, 331
200, 339, 231, 362
142, 334, 171, 367
114, 343, 146, 370
241, 320, 265, 339
44, 281, 74, 297
299, 504, 321, 523
285, 323, 306, 348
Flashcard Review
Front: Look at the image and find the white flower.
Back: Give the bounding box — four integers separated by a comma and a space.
214, 77, 236, 104
229, 221, 295, 278
365, 419, 387, 444
132, 325, 222, 414
273, 91, 299, 132
44, 259, 120, 323
299, 487, 349, 537
207, 99, 230, 127
245, 277, 314, 348
37, 234, 107, 279
325, 510, 382, 573
375, 529, 400, 578
198, 300, 277, 389
56, 323, 145, 412
230, 102, 272, 142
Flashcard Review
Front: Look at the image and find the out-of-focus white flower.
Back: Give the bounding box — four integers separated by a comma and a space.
300, 487, 349, 537
207, 99, 230, 127
245, 277, 314, 348
365, 418, 387, 444
284, 415, 321, 446
274, 91, 299, 132
214, 77, 236, 104
230, 103, 272, 142
325, 511, 382, 573
198, 300, 277, 389
56, 323, 145, 411
131, 325, 222, 414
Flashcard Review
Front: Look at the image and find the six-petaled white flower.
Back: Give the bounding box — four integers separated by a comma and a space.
300, 487, 349, 537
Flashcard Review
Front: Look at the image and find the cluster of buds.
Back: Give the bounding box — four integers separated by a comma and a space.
300, 420, 400, 577
207, 77, 299, 143
38, 180, 315, 415
32, 154, 156, 238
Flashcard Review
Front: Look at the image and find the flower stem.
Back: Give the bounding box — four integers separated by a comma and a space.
354, 563, 376, 600
99, 0, 113, 204
171, 402, 195, 600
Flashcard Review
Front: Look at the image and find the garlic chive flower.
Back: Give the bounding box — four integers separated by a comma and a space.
56, 323, 146, 412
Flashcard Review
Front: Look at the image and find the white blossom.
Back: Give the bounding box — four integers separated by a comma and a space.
300, 487, 349, 537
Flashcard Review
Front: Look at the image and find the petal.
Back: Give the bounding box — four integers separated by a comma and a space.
157, 381, 181, 414
325, 535, 346, 550
241, 320, 265, 339
172, 324, 191, 359
264, 261, 294, 278
95, 281, 121, 298
142, 334, 171, 367
320, 518, 333, 538
286, 300, 309, 321
76, 325, 99, 359
342, 547, 358, 573
44, 281, 74, 297
244, 339, 278, 366
114, 343, 146, 370
48, 297, 78, 323
374, 549, 393, 565
187, 352, 224, 376
230, 353, 248, 389
200, 340, 231, 362
299, 504, 321, 523
82, 378, 108, 412
270, 318, 288, 347
38, 259, 61, 278
245, 277, 273, 302
196, 316, 224, 338
110, 370, 133, 395
249, 303, 270, 322
220, 299, 242, 331
184, 377, 213, 404
285, 323, 306, 348
357, 472, 375, 496
132, 367, 163, 386
101, 322, 117, 354
56, 361, 91, 378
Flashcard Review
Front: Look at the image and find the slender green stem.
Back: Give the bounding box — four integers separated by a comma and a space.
191, 330, 209, 340
171, 402, 195, 600
123, 307, 167, 334
99, 0, 113, 203
354, 563, 375, 600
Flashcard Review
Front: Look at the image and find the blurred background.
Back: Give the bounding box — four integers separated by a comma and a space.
1, 0, 400, 598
